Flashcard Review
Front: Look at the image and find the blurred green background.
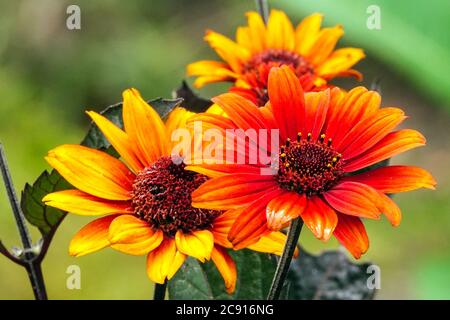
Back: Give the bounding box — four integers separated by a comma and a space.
0, 0, 449, 299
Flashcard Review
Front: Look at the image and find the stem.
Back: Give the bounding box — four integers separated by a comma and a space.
0, 142, 48, 300
153, 281, 167, 300
267, 217, 303, 300
255, 0, 269, 24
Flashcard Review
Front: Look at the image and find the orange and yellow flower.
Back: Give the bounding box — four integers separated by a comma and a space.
188, 66, 436, 259
187, 9, 365, 105
42, 88, 292, 293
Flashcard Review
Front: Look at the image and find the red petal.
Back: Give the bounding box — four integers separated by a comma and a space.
303, 90, 330, 141
344, 165, 436, 193
323, 182, 381, 219
343, 129, 426, 172
333, 213, 369, 259
300, 196, 337, 241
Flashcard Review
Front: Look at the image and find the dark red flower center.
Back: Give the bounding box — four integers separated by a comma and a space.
131, 156, 219, 237
277, 133, 344, 196
241, 49, 315, 105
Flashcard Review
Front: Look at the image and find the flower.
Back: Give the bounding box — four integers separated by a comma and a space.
188, 66, 436, 259
187, 9, 365, 106
42, 88, 291, 293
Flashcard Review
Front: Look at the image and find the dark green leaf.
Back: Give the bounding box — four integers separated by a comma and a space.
20, 170, 71, 236
174, 81, 211, 112
168, 249, 277, 300
287, 247, 376, 300
81, 97, 183, 150
168, 257, 213, 300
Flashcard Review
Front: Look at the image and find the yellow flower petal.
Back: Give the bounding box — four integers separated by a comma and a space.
316, 48, 365, 78
211, 246, 237, 294
295, 13, 323, 55
122, 88, 169, 166
43, 189, 131, 216
266, 9, 295, 51
69, 215, 116, 257
146, 239, 186, 284
86, 111, 144, 173
248, 231, 299, 257
46, 144, 134, 201
109, 215, 163, 255
175, 229, 214, 262
306, 26, 344, 66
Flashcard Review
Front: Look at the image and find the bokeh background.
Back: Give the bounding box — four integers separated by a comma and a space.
1, 0, 449, 299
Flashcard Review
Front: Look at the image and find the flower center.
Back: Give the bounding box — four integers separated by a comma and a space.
277, 133, 344, 196
131, 156, 219, 237
242, 49, 315, 105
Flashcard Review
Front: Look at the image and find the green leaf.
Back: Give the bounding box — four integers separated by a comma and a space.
81, 97, 183, 150
173, 81, 212, 112
287, 247, 376, 300
168, 249, 277, 300
20, 170, 71, 236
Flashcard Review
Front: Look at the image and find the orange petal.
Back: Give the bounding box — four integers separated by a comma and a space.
108, 215, 163, 255
211, 246, 237, 294
248, 231, 299, 257
69, 215, 116, 257
46, 144, 134, 201
228, 188, 283, 249
316, 48, 365, 78
186, 164, 262, 179
268, 65, 305, 140
212, 210, 240, 248
212, 93, 270, 131
266, 9, 295, 51
303, 90, 330, 141
306, 26, 344, 66
374, 191, 402, 227
122, 88, 168, 166
295, 13, 323, 55
86, 111, 144, 173
175, 230, 214, 263
300, 196, 337, 241
343, 129, 426, 172
333, 213, 369, 259
204, 30, 250, 73
266, 191, 307, 231
43, 189, 131, 216
346, 165, 436, 193
191, 174, 278, 210
331, 89, 381, 147
338, 107, 406, 159
323, 182, 381, 219
146, 239, 186, 284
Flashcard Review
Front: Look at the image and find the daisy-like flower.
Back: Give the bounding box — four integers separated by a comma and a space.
188, 66, 436, 258
187, 9, 365, 106
42, 88, 291, 293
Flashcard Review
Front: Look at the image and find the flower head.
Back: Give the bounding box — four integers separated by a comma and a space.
187, 9, 365, 105
188, 66, 436, 258
43, 88, 290, 293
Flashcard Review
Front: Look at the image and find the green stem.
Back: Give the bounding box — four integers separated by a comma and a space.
153, 280, 167, 300
0, 142, 48, 300
255, 0, 269, 24
267, 217, 303, 300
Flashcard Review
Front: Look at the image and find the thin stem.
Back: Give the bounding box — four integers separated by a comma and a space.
267, 217, 303, 300
255, 0, 269, 24
153, 280, 167, 300
0, 142, 48, 300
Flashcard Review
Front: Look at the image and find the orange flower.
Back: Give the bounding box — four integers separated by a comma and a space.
42, 88, 291, 293
188, 66, 436, 259
187, 9, 365, 105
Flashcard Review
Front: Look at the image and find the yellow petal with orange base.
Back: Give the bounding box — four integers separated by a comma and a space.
46, 144, 133, 201
43, 189, 131, 216
146, 239, 186, 284
122, 88, 169, 166
248, 231, 299, 257
175, 230, 214, 262
211, 246, 237, 294
109, 215, 164, 255
69, 215, 116, 257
